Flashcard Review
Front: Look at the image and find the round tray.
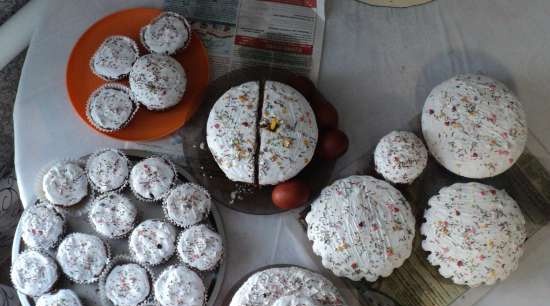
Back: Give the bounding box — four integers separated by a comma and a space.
179, 67, 335, 215
66, 8, 209, 141
11, 149, 226, 306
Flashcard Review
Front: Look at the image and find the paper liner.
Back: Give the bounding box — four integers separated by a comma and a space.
85, 148, 131, 193
85, 83, 140, 133
87, 192, 140, 240
128, 219, 177, 267
176, 224, 223, 272
139, 11, 192, 56
161, 183, 212, 229
10, 249, 59, 297
129, 156, 177, 202
98, 255, 156, 306
153, 264, 207, 306
20, 200, 67, 250
89, 35, 139, 81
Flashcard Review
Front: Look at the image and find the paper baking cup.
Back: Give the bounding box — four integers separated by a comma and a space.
85, 83, 140, 133
139, 11, 192, 56
87, 192, 140, 240
85, 148, 131, 193
161, 183, 212, 229
10, 249, 59, 297
89, 35, 139, 81
129, 156, 177, 202
128, 219, 177, 266
176, 224, 223, 272
20, 201, 67, 250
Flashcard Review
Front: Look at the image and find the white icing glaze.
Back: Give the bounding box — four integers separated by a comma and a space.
229, 267, 346, 306
105, 263, 150, 306
421, 182, 526, 286
42, 162, 88, 206
258, 81, 318, 185
36, 289, 83, 306
130, 157, 175, 201
86, 148, 130, 192
206, 81, 259, 183
177, 224, 222, 271
20, 203, 64, 249
129, 220, 176, 265
87, 84, 136, 132
141, 12, 191, 55
154, 265, 205, 306
56, 233, 109, 283
89, 193, 137, 238
163, 183, 211, 228
91, 36, 139, 80
422, 74, 527, 178
11, 250, 58, 297
306, 175, 415, 282
374, 131, 428, 184
129, 54, 186, 110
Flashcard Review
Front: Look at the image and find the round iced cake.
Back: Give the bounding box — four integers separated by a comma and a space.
421, 182, 526, 286
20, 202, 64, 250
129, 54, 186, 110
177, 224, 222, 271
86, 148, 130, 192
11, 250, 58, 297
374, 131, 428, 184
422, 74, 528, 178
154, 265, 205, 306
91, 35, 139, 81
87, 84, 137, 132
89, 193, 137, 238
42, 161, 88, 207
141, 12, 191, 55
36, 289, 83, 306
163, 183, 211, 228
229, 266, 346, 306
104, 263, 151, 306
130, 157, 176, 201
56, 233, 109, 283
129, 219, 177, 265
306, 175, 415, 282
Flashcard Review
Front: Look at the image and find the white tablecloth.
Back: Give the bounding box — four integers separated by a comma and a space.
13, 0, 550, 305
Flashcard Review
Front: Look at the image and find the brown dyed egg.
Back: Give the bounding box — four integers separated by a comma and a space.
288, 75, 316, 100
311, 93, 339, 129
272, 179, 311, 209
319, 129, 349, 160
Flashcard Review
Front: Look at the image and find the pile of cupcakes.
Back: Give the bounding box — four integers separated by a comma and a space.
12, 148, 223, 306
87, 11, 192, 133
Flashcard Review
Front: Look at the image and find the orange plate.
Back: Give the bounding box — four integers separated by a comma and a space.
66, 8, 209, 141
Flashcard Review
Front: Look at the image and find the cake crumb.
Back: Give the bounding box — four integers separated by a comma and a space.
199, 142, 206, 150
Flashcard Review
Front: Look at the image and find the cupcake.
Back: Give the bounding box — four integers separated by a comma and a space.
86, 84, 138, 133
177, 224, 222, 271
306, 175, 415, 282
56, 233, 110, 283
421, 182, 526, 286
206, 81, 259, 184
86, 148, 131, 192
89, 193, 138, 239
42, 161, 88, 207
422, 74, 528, 178
163, 183, 211, 228
129, 220, 177, 265
104, 262, 152, 306
229, 266, 346, 306
374, 131, 428, 184
20, 202, 64, 250
36, 289, 83, 306
90, 35, 139, 81
140, 12, 191, 55
129, 54, 187, 111
129, 157, 176, 201
154, 265, 205, 306
11, 250, 58, 297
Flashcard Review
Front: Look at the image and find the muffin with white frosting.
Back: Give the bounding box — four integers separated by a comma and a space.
177, 224, 222, 271
129, 219, 177, 265
163, 183, 211, 228
103, 262, 152, 306
20, 202, 64, 250
154, 265, 205, 306
229, 266, 346, 306
129, 54, 187, 111
86, 148, 131, 192
130, 157, 176, 201
374, 131, 428, 184
56, 233, 110, 283
306, 175, 415, 282
36, 289, 83, 306
11, 250, 58, 297
91, 35, 139, 81
89, 193, 138, 239
41, 161, 88, 207
422, 74, 528, 178
421, 182, 526, 286
140, 12, 191, 55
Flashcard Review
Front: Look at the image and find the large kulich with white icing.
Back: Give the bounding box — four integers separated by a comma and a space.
206, 81, 318, 185
306, 175, 415, 282
422, 74, 527, 179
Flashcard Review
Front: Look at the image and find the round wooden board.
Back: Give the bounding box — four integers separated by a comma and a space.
66, 8, 209, 141
358, 0, 432, 8
179, 67, 335, 215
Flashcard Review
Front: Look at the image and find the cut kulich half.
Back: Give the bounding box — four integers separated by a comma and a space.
206, 81, 318, 186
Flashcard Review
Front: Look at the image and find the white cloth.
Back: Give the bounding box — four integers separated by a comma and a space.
13, 0, 550, 305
